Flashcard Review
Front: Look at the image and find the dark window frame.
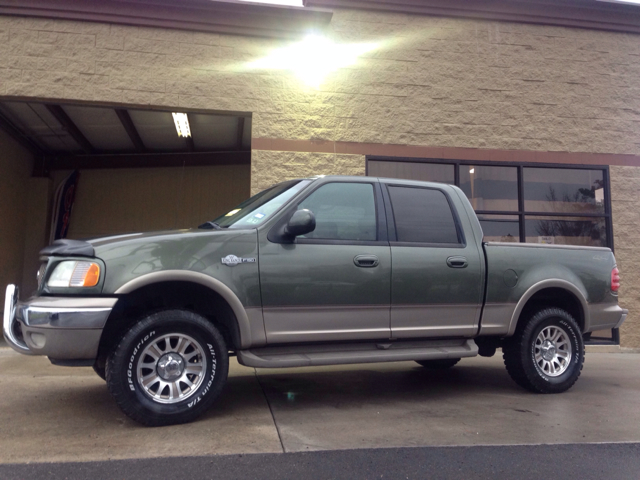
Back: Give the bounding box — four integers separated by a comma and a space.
367, 156, 613, 252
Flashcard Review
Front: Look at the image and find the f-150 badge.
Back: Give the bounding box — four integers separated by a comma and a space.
221, 255, 256, 266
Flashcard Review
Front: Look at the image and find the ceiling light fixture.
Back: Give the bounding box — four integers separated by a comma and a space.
248, 35, 379, 88
172, 112, 191, 138
469, 168, 475, 174
597, 0, 640, 5
238, 0, 303, 5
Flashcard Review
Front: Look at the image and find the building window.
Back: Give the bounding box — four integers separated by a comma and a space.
367, 159, 612, 249
368, 160, 455, 184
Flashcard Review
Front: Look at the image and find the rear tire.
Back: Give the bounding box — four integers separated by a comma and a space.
416, 358, 460, 369
503, 307, 584, 394
106, 309, 228, 426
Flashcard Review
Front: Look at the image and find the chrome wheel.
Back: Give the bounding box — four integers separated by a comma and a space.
534, 325, 572, 377
136, 333, 207, 404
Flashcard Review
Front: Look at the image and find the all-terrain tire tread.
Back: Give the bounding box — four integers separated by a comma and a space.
106, 310, 228, 427
502, 307, 584, 394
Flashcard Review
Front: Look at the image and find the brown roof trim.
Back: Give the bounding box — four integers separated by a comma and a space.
38, 150, 250, 175
304, 0, 640, 34
0, 0, 332, 39
252, 138, 640, 167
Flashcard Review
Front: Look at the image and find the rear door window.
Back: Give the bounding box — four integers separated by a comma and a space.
387, 186, 460, 244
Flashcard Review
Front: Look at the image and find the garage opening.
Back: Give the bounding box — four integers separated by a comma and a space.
0, 100, 251, 240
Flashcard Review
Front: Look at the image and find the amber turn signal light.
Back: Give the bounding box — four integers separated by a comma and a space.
70, 262, 101, 287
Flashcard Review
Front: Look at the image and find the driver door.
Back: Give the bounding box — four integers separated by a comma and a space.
258, 180, 391, 344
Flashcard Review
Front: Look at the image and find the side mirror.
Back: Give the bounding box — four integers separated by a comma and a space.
285, 209, 316, 237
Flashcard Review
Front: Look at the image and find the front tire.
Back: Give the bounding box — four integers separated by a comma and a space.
503, 307, 584, 394
106, 310, 228, 426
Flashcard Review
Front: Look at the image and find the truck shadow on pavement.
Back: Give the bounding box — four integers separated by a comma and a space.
2, 355, 623, 463
4, 357, 595, 429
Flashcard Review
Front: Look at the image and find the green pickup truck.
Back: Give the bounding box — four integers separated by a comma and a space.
4, 175, 628, 426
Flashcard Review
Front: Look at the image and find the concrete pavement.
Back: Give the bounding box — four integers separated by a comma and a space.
1, 349, 639, 464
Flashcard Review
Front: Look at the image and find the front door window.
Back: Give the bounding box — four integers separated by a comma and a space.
297, 182, 377, 241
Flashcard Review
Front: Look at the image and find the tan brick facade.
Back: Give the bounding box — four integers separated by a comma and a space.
2, 12, 640, 156
610, 167, 640, 348
0, 9, 639, 344
251, 151, 365, 194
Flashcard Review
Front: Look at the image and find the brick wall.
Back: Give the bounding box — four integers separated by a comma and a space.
610, 167, 640, 348
2, 12, 639, 159
251, 151, 364, 193
0, 10, 639, 344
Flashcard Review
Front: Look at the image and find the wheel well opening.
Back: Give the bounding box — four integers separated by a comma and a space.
518, 287, 585, 332
96, 281, 241, 366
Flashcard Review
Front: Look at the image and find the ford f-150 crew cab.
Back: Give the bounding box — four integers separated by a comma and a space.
3, 175, 628, 426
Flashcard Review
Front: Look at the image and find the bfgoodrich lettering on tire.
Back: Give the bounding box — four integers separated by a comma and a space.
503, 307, 584, 394
106, 310, 229, 426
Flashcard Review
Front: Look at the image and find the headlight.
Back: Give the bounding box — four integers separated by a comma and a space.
47, 261, 101, 288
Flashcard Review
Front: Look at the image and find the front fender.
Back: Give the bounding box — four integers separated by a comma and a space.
115, 270, 262, 349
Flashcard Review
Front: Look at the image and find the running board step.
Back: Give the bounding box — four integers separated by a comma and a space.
237, 339, 478, 368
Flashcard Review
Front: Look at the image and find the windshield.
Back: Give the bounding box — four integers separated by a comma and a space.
210, 179, 312, 229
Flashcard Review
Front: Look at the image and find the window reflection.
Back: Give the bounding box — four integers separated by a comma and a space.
525, 216, 607, 247
460, 166, 518, 211
298, 183, 377, 241
368, 160, 454, 184
366, 160, 611, 249
477, 214, 519, 242
524, 168, 605, 214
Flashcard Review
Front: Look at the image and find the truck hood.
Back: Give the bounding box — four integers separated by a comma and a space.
40, 229, 246, 257
88, 229, 215, 248
89, 228, 259, 295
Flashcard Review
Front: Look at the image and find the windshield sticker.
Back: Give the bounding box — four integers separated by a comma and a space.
254, 213, 265, 219
225, 209, 241, 217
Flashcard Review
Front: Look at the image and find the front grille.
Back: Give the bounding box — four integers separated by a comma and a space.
36, 262, 47, 290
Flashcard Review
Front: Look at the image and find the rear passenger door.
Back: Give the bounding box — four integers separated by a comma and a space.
383, 183, 483, 338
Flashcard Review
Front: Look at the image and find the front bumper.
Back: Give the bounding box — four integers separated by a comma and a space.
3, 284, 116, 361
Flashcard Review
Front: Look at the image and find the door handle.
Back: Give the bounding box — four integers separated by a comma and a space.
446, 256, 468, 268
354, 255, 379, 268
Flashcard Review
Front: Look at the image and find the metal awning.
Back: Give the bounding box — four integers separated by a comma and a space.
0, 101, 251, 174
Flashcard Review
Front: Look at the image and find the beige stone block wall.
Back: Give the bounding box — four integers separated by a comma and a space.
251, 151, 365, 194
610, 166, 640, 348
0, 12, 639, 155
0, 129, 33, 300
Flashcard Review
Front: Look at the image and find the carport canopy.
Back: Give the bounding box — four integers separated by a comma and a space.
0, 101, 251, 174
